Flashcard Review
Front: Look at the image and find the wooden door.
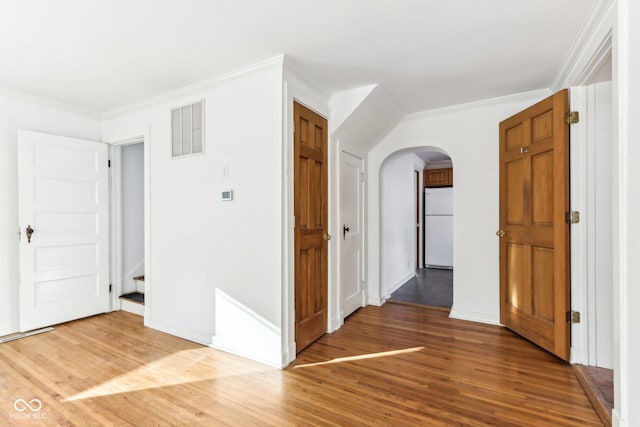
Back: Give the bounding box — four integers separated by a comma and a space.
18, 130, 110, 332
340, 152, 364, 319
498, 90, 571, 360
294, 102, 328, 353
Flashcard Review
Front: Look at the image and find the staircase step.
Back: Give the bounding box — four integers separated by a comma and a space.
119, 292, 145, 305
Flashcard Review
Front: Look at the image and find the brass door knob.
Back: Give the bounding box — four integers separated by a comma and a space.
496, 230, 506, 238
323, 233, 332, 241
26, 225, 35, 243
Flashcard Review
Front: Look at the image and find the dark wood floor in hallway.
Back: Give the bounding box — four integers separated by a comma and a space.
0, 305, 601, 426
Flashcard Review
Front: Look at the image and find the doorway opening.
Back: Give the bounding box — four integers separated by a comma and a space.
110, 140, 146, 316
380, 148, 454, 311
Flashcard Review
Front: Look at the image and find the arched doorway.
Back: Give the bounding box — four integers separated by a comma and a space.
379, 147, 453, 310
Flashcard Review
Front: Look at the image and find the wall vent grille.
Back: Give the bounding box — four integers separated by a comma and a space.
171, 100, 204, 157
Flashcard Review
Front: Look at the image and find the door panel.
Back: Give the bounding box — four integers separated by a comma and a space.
340, 152, 364, 319
294, 102, 328, 353
498, 90, 571, 361
18, 130, 109, 332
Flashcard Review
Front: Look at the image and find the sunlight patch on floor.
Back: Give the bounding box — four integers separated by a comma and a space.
64, 348, 273, 401
293, 346, 425, 368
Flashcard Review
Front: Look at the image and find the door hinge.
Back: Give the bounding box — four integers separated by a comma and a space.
565, 111, 579, 125
108, 159, 111, 168
109, 284, 112, 293
565, 211, 580, 224
567, 310, 581, 323
361, 172, 365, 182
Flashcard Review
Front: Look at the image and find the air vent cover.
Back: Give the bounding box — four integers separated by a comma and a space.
172, 100, 204, 157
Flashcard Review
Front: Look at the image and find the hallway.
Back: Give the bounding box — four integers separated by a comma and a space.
390, 268, 453, 309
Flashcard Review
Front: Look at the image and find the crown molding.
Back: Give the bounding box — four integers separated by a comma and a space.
282, 56, 332, 102
0, 88, 101, 120
102, 54, 285, 120
404, 89, 551, 121
551, 0, 615, 89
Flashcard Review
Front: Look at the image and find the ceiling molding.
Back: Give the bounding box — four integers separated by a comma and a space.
283, 57, 332, 103
101, 55, 285, 120
403, 89, 552, 121
551, 0, 615, 90
0, 88, 100, 120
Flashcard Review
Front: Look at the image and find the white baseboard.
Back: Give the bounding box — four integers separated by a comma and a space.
120, 300, 144, 316
210, 336, 282, 368
449, 307, 501, 326
382, 271, 416, 299
612, 409, 624, 427
367, 295, 384, 306
329, 315, 341, 333
145, 318, 213, 347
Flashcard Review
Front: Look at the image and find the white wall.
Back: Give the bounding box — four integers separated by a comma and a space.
121, 142, 145, 293
102, 58, 285, 366
366, 90, 551, 322
0, 94, 101, 336
379, 152, 424, 298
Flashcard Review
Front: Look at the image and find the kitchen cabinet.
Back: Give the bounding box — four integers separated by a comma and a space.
424, 168, 453, 187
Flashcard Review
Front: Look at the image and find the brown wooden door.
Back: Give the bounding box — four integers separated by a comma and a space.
294, 102, 328, 353
498, 90, 571, 361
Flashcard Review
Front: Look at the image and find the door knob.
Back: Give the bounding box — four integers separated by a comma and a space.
343, 225, 350, 240
496, 230, 506, 238
323, 233, 332, 241
26, 225, 34, 243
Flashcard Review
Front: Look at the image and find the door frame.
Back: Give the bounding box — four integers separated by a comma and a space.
415, 170, 420, 269
107, 134, 151, 322
568, 55, 614, 365
283, 75, 335, 365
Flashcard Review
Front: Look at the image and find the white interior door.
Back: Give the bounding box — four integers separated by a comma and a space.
340, 152, 364, 318
18, 130, 110, 332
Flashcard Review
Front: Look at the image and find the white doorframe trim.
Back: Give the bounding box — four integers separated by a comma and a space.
106, 133, 150, 324
563, 9, 614, 366
282, 66, 333, 367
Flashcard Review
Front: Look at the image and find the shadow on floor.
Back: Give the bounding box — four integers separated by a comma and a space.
389, 268, 452, 308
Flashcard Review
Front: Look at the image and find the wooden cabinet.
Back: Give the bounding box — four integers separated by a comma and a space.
424, 168, 453, 187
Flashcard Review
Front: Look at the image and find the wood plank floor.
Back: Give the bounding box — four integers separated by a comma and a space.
0, 305, 602, 426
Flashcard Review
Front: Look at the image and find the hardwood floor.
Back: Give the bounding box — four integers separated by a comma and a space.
0, 306, 602, 426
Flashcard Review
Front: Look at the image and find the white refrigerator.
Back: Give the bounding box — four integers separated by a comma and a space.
424, 187, 453, 268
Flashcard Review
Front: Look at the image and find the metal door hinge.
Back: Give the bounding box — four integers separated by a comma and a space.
109, 284, 112, 293
361, 172, 365, 182
108, 160, 111, 168
565, 111, 579, 125
567, 310, 581, 323
565, 211, 580, 224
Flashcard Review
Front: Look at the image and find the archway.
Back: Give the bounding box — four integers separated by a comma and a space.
378, 147, 454, 309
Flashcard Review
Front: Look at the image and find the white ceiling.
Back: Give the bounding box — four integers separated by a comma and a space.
0, 0, 595, 116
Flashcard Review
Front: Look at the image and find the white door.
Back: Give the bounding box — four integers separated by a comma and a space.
18, 130, 110, 332
340, 152, 364, 318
